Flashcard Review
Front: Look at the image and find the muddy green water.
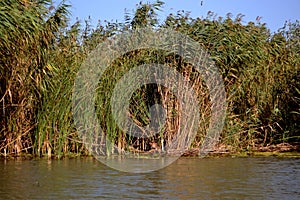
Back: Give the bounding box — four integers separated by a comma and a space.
0, 157, 299, 199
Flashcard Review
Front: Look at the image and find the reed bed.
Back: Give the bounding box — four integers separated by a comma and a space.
0, 0, 299, 157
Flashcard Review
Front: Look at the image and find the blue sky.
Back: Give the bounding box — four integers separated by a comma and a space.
67, 0, 300, 32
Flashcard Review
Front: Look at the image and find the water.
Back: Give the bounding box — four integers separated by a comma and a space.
0, 157, 299, 199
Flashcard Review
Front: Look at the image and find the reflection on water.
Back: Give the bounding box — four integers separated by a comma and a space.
97, 155, 179, 173
0, 157, 299, 199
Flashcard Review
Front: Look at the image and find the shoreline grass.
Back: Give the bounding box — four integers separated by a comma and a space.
0, 1, 299, 158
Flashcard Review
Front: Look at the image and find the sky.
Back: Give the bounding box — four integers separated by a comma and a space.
66, 0, 300, 33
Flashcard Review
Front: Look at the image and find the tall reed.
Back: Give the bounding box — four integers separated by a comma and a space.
1, 1, 299, 157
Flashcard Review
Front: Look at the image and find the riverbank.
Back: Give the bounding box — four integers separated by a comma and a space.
1, 143, 300, 160
182, 142, 300, 158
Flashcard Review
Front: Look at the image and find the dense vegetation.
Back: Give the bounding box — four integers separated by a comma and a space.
0, 0, 299, 157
